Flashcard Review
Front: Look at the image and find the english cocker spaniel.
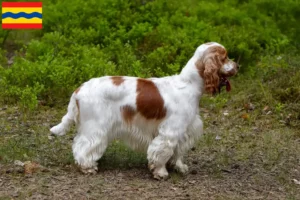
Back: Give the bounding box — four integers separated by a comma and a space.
50, 42, 238, 179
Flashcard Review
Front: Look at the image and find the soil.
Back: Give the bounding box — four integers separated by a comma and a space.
0, 106, 299, 200
0, 159, 290, 200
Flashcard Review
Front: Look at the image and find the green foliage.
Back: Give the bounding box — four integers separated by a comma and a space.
0, 0, 299, 111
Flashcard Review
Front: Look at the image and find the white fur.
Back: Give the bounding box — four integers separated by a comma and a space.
50, 42, 236, 179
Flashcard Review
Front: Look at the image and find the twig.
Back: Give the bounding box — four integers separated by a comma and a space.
1, 30, 10, 47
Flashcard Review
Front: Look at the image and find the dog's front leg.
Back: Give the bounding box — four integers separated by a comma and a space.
147, 133, 178, 180
167, 115, 204, 174
146, 118, 188, 180
167, 155, 189, 174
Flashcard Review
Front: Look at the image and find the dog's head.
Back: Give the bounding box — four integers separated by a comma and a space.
195, 42, 239, 94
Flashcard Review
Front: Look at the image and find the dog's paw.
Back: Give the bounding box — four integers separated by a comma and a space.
148, 163, 155, 172
175, 163, 189, 174
153, 172, 168, 180
80, 166, 98, 175
50, 125, 66, 136
150, 166, 169, 180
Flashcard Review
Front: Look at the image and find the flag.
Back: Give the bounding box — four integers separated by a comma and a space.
2, 2, 42, 29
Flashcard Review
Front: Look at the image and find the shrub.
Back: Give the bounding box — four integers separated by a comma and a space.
0, 0, 299, 111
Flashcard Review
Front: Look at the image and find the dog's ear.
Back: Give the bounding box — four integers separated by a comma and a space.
196, 46, 227, 94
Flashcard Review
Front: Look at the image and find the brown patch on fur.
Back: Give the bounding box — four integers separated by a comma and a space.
76, 99, 80, 123
111, 76, 125, 86
121, 105, 136, 123
195, 46, 227, 94
136, 79, 166, 120
76, 99, 79, 109
74, 87, 81, 94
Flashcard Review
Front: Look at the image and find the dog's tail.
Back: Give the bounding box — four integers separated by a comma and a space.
50, 93, 79, 136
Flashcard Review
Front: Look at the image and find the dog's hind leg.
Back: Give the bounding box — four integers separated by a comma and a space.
50, 94, 78, 136
72, 120, 109, 174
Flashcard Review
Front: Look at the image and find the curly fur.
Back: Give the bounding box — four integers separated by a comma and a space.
195, 45, 228, 93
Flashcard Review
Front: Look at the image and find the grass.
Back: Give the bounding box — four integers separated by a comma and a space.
0, 106, 147, 169
0, 59, 299, 199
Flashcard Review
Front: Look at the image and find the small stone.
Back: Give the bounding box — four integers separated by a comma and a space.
215, 135, 222, 140
12, 192, 19, 197
223, 112, 229, 116
14, 160, 24, 166
293, 179, 300, 185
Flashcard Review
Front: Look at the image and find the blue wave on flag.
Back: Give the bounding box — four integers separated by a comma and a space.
2, 12, 42, 19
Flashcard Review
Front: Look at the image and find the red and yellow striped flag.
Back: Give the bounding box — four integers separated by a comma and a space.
2, 2, 42, 29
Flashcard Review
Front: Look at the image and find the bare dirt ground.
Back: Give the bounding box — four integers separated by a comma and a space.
0, 100, 299, 199
0, 163, 292, 200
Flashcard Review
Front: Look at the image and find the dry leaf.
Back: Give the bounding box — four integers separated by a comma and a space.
266, 111, 272, 115
24, 161, 40, 174
244, 103, 255, 111
241, 113, 250, 120
263, 106, 269, 112
188, 180, 196, 184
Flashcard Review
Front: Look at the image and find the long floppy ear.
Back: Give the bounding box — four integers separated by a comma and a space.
196, 46, 227, 94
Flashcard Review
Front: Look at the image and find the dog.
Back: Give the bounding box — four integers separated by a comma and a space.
50, 42, 238, 179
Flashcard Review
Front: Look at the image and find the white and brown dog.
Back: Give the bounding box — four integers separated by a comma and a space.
50, 42, 238, 179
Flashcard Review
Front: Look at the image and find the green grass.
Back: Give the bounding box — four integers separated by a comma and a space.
0, 106, 147, 169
